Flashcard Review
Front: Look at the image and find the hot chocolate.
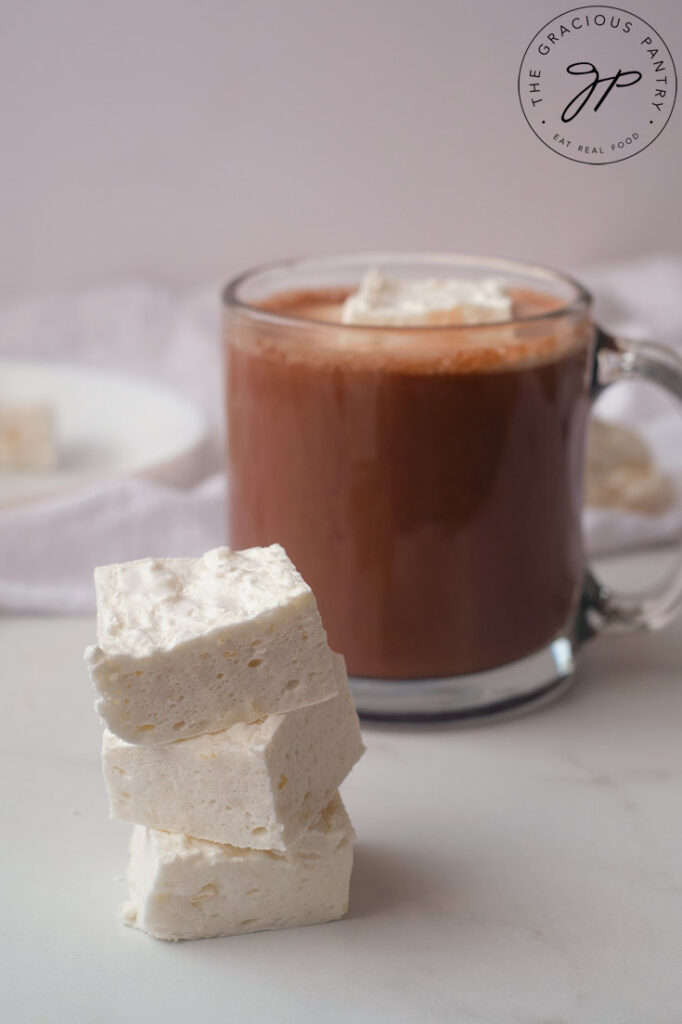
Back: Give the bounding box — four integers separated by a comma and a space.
226, 283, 592, 678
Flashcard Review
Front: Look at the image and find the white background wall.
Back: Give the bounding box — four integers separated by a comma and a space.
1, 0, 680, 298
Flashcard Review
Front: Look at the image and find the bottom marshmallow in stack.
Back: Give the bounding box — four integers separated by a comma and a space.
103, 653, 364, 941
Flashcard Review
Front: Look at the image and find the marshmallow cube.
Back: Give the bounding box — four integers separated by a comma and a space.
0, 403, 56, 470
85, 545, 337, 744
102, 654, 364, 850
120, 794, 354, 941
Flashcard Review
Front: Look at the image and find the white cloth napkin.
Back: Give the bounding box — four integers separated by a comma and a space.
0, 257, 681, 613
0, 473, 226, 612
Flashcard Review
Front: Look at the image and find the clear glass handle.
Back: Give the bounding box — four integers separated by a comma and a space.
578, 330, 682, 640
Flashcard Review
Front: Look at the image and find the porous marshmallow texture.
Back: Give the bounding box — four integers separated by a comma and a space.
120, 794, 354, 941
102, 653, 364, 849
85, 545, 337, 744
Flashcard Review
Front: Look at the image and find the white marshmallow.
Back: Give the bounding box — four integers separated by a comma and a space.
342, 268, 512, 326
102, 653, 364, 849
120, 793, 354, 941
586, 417, 674, 515
85, 545, 337, 744
0, 403, 56, 470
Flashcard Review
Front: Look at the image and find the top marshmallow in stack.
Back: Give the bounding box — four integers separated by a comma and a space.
85, 545, 337, 744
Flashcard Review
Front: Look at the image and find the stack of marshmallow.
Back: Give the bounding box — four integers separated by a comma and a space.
84, 544, 364, 941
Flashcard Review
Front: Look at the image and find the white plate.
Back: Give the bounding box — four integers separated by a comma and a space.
0, 359, 208, 506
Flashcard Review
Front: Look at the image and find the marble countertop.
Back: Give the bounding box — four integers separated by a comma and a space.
2, 548, 681, 1024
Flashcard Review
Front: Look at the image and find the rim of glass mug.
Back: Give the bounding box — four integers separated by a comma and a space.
222, 252, 592, 331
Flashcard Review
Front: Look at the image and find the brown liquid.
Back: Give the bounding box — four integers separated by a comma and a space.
227, 287, 592, 678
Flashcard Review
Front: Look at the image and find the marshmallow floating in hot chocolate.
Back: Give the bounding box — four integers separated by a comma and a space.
341, 268, 512, 326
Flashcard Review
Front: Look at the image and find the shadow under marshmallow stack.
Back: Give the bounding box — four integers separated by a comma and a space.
84, 545, 364, 941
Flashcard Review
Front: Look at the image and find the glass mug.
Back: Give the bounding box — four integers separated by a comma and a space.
223, 253, 682, 722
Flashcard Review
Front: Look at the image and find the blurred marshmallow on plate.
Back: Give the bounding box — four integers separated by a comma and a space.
0, 359, 209, 508
0, 402, 57, 471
